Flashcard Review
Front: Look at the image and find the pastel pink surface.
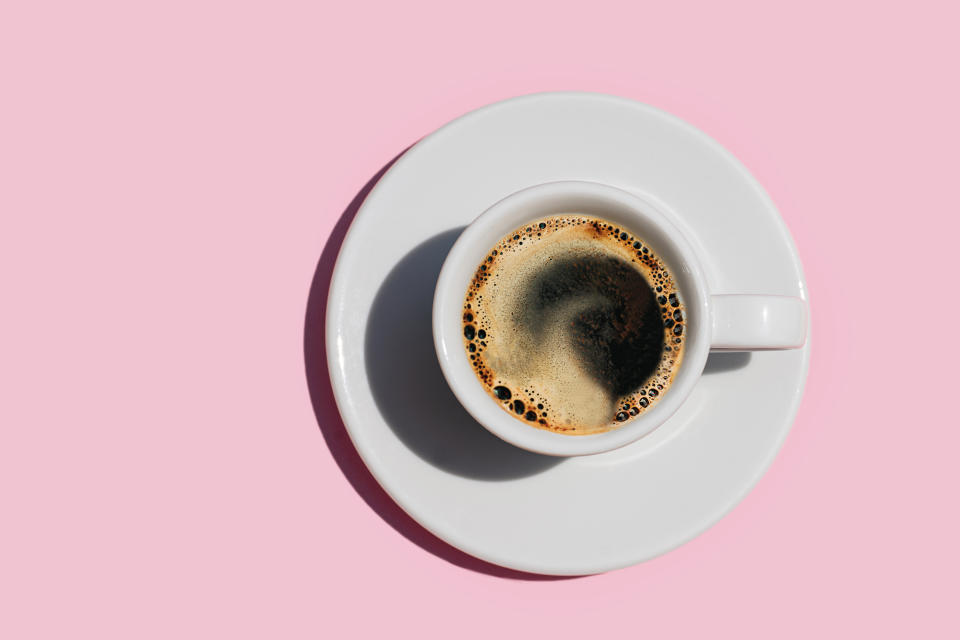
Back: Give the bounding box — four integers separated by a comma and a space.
2, 0, 957, 637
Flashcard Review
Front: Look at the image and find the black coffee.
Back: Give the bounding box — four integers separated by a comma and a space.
462, 216, 686, 434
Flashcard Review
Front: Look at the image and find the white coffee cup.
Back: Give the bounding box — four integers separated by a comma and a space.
433, 181, 806, 456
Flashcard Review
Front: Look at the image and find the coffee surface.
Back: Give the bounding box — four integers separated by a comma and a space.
462, 216, 685, 434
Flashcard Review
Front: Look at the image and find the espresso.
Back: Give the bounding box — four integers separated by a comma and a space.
462, 216, 685, 434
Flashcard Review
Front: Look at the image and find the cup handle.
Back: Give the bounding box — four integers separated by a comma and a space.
710, 295, 807, 351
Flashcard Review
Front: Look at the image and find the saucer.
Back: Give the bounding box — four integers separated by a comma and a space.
325, 92, 809, 575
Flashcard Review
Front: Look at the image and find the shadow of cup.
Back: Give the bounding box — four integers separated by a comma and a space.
364, 228, 563, 480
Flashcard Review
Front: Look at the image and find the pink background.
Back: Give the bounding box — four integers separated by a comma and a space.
2, 1, 958, 637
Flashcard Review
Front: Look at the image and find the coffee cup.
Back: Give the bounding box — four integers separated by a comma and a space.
433, 181, 806, 456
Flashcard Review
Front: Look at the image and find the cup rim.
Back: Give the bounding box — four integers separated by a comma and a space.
432, 180, 711, 456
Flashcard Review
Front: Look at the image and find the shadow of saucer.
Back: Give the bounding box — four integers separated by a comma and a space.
303, 150, 578, 580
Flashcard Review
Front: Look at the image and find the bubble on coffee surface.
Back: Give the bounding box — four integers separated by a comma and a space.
463, 215, 685, 435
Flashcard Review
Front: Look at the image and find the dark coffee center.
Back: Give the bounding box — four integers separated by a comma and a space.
519, 254, 663, 397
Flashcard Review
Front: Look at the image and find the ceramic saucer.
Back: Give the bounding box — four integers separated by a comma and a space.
325, 92, 809, 575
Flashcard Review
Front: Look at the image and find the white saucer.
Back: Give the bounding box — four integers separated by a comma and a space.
325, 92, 809, 575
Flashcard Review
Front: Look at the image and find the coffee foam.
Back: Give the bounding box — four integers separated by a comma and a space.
463, 216, 685, 435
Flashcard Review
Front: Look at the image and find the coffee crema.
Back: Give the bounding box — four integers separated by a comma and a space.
462, 216, 686, 435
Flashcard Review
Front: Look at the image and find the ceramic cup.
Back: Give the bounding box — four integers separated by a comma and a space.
433, 181, 807, 456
